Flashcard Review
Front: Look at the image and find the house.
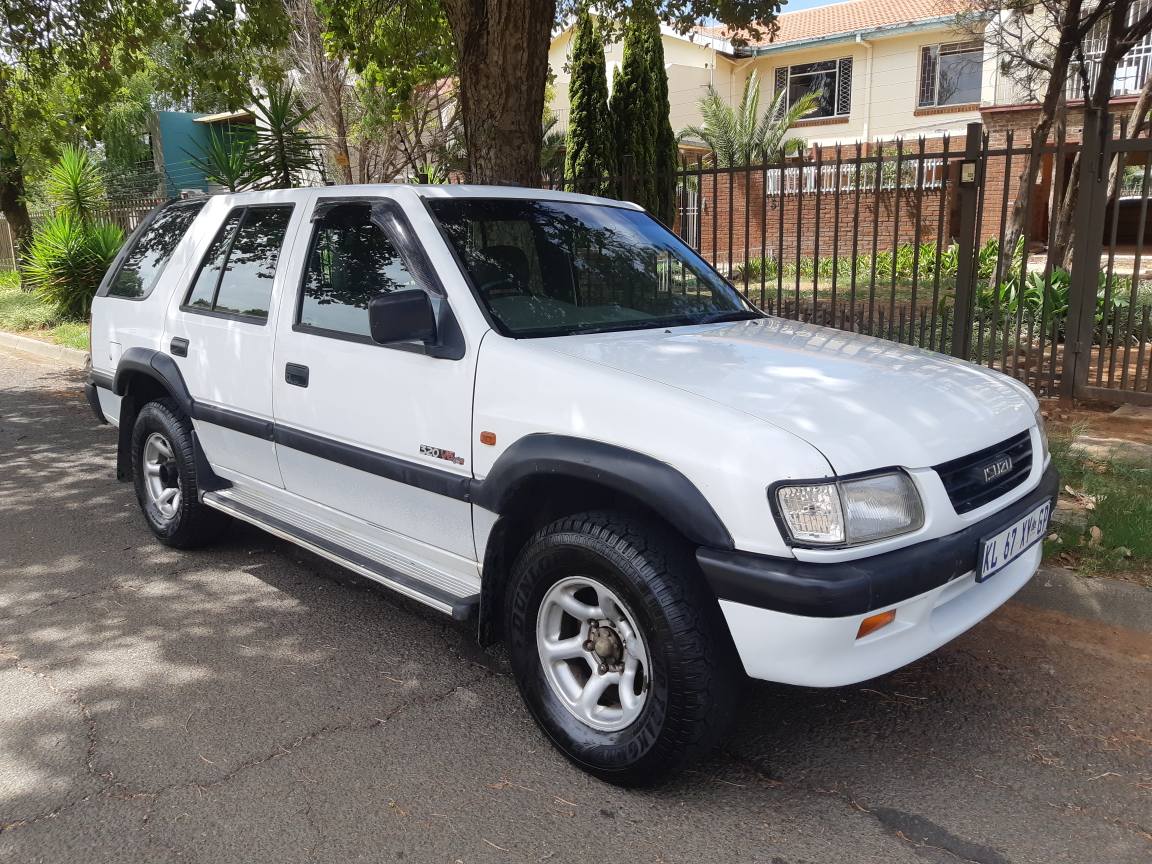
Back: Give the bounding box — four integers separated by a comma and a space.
548, 0, 1152, 151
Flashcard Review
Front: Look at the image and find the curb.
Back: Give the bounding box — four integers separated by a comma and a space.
1013, 565, 1152, 633
0, 330, 89, 366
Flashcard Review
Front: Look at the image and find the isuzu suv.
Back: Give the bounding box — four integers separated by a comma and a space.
87, 186, 1056, 785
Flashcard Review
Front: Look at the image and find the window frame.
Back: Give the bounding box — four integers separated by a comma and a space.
918, 41, 984, 108
292, 196, 450, 351
180, 203, 295, 325
775, 58, 853, 119
96, 199, 207, 302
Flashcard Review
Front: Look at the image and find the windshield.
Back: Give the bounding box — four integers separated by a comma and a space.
428, 198, 760, 337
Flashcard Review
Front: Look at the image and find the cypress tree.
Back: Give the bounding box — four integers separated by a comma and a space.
564, 9, 614, 195
644, 13, 679, 225
610, 5, 656, 209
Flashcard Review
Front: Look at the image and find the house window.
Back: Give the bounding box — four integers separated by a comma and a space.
919, 42, 983, 107
1071, 4, 1152, 99
774, 58, 852, 118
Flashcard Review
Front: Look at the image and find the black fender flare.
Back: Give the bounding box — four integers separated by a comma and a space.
472, 435, 735, 645
111, 348, 226, 491
113, 347, 194, 414
472, 434, 734, 550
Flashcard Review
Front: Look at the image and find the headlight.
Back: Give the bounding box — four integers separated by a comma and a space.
774, 471, 924, 547
1034, 407, 1049, 464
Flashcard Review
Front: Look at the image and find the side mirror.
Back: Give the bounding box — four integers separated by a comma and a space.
368, 289, 437, 346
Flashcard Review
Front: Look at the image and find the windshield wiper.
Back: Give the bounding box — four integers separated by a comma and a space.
698, 310, 765, 324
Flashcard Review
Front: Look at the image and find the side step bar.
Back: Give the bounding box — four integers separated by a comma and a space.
202, 492, 479, 621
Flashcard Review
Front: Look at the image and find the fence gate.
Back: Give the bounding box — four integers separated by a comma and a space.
550, 118, 1152, 404
1062, 109, 1152, 405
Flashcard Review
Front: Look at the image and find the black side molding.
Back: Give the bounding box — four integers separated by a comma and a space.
698, 462, 1059, 618
473, 434, 734, 550
273, 425, 472, 502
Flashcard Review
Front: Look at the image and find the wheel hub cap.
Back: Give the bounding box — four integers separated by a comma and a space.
536, 576, 650, 732
142, 432, 182, 520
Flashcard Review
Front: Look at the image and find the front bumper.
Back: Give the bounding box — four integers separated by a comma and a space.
698, 462, 1058, 686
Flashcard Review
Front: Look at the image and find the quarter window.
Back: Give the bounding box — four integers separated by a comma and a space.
774, 58, 852, 118
298, 202, 419, 339
919, 42, 983, 108
183, 205, 293, 322
106, 202, 205, 299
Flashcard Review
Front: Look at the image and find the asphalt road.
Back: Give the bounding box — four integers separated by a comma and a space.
1, 345, 1150, 864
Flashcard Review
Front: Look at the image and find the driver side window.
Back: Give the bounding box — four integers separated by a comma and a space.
297, 203, 418, 339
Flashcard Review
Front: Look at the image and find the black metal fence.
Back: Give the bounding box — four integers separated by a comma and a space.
548, 114, 1152, 405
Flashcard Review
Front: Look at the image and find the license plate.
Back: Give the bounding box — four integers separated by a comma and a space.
978, 500, 1052, 582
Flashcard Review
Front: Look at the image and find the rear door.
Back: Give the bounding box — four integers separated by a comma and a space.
164, 198, 306, 487
270, 195, 478, 568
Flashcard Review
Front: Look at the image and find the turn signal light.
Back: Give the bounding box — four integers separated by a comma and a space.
856, 609, 896, 639
479, 431, 496, 446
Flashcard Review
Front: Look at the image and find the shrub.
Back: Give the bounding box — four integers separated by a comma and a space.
23, 215, 123, 320
21, 146, 124, 320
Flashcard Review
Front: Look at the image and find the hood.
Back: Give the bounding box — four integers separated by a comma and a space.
540, 318, 1037, 475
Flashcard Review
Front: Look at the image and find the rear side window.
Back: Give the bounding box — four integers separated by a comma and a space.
106, 202, 205, 299
182, 205, 294, 323
297, 203, 418, 339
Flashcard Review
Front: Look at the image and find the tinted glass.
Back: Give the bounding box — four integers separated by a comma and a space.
429, 199, 758, 337
213, 207, 293, 319
937, 46, 982, 106
788, 60, 837, 118
107, 202, 205, 298
184, 211, 243, 310
299, 203, 418, 337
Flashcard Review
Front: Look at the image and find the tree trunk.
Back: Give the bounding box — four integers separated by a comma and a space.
999, 0, 1087, 275
443, 0, 556, 185
330, 94, 354, 185
1052, 4, 1136, 267
1051, 150, 1080, 266
0, 134, 32, 257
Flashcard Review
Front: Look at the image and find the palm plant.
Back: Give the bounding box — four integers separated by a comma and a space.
250, 82, 323, 189
188, 127, 258, 192
541, 112, 566, 179
23, 147, 123, 321
679, 70, 819, 167
45, 146, 107, 222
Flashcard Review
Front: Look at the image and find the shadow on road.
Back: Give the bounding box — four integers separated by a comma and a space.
1, 357, 1149, 864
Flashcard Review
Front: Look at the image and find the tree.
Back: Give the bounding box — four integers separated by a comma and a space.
963, 0, 1152, 270
1050, 0, 1152, 264
286, 0, 356, 184
331, 1, 781, 185
564, 9, 614, 195
0, 0, 291, 251
318, 0, 463, 180
645, 8, 679, 225
611, 6, 658, 209
680, 70, 817, 167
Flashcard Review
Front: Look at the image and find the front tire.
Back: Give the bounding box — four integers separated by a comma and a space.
506, 511, 740, 786
131, 399, 228, 548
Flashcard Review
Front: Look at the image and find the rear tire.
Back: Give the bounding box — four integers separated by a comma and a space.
506, 511, 741, 786
131, 399, 228, 548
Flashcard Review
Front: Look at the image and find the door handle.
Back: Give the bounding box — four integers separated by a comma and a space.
285, 363, 310, 387
170, 337, 189, 357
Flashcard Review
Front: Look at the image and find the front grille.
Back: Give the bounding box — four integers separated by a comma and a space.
934, 431, 1033, 514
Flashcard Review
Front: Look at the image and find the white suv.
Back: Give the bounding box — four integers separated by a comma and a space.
87, 186, 1056, 785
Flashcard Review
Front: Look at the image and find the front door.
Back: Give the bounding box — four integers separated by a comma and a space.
270, 196, 478, 572
164, 199, 303, 487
